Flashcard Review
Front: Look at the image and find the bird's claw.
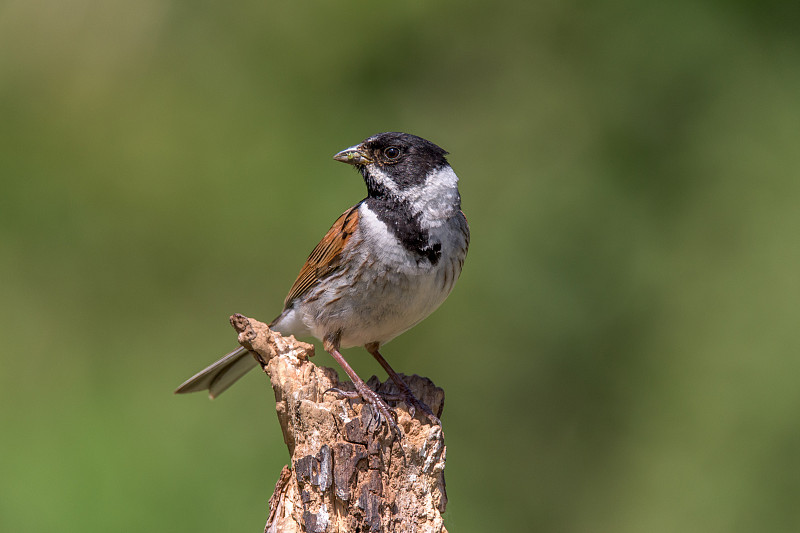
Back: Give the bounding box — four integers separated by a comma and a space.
400, 389, 440, 425
325, 384, 440, 426
324, 384, 400, 437
323, 387, 359, 399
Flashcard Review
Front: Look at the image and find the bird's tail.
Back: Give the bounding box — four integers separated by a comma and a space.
174, 346, 258, 399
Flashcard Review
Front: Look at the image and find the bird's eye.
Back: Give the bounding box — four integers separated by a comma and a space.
384, 146, 400, 159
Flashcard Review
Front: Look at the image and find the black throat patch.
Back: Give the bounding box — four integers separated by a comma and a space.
363, 196, 441, 266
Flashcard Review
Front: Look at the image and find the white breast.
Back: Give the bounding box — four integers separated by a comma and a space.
327, 202, 466, 347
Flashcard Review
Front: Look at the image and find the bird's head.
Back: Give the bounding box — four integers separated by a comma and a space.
334, 132, 452, 199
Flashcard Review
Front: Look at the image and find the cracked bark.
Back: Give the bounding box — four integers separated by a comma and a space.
228, 314, 448, 533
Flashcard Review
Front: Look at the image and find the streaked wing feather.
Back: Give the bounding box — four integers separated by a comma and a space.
283, 205, 359, 308
459, 210, 470, 250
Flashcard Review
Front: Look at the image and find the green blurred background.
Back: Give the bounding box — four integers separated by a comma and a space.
2, 1, 799, 531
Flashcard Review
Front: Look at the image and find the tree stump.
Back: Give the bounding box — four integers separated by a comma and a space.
229, 314, 449, 533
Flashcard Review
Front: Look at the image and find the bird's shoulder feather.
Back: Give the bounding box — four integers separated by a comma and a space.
283, 204, 360, 308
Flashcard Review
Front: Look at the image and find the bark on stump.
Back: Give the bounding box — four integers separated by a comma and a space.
229, 314, 448, 533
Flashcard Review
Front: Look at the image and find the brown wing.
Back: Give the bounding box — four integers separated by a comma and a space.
283, 205, 360, 308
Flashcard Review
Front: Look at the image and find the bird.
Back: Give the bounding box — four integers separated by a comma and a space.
175, 132, 469, 428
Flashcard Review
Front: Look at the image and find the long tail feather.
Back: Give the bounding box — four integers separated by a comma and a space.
174, 346, 258, 398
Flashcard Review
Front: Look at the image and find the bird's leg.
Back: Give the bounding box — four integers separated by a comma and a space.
323, 335, 399, 435
365, 342, 441, 425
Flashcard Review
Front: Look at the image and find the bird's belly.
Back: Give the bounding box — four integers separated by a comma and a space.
298, 256, 459, 348
340, 271, 447, 348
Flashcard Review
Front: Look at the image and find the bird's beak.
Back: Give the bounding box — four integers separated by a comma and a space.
333, 144, 372, 166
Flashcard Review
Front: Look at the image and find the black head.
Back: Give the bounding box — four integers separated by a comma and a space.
334, 132, 450, 196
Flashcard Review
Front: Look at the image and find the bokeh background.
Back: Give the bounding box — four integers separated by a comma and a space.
2, 1, 799, 531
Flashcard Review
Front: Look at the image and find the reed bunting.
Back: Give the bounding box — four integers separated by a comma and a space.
176, 132, 470, 429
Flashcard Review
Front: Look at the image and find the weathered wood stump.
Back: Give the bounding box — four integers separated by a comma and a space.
229, 314, 448, 533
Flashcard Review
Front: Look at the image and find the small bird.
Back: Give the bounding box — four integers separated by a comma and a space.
175, 132, 469, 427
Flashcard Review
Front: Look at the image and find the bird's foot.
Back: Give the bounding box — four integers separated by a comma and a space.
372, 375, 440, 425
325, 383, 399, 436
363, 345, 441, 425
389, 387, 440, 426
329, 384, 440, 427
